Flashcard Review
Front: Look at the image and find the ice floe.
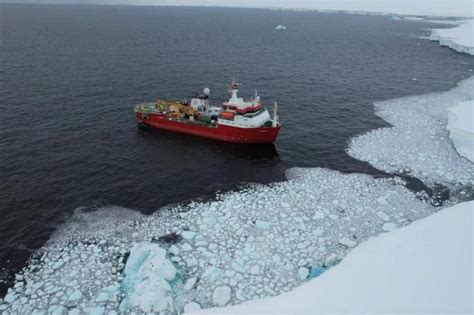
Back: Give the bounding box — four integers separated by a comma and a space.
0, 168, 439, 314
200, 201, 473, 314
447, 100, 474, 162
348, 76, 474, 187
430, 19, 474, 55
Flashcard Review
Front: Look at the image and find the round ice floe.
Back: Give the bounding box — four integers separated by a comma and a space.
212, 286, 232, 306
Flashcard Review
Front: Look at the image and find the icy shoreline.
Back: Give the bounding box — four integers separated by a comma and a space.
430, 20, 474, 55
199, 201, 473, 314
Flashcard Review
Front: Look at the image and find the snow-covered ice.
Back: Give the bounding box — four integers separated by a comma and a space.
348, 76, 474, 187
447, 100, 474, 162
0, 168, 439, 314
430, 19, 474, 55
198, 201, 473, 314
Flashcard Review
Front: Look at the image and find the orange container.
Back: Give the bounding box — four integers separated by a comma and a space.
221, 111, 235, 120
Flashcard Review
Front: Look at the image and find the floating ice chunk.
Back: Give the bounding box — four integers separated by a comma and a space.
119, 242, 176, 313
250, 265, 261, 275
212, 286, 232, 306
312, 228, 324, 237
255, 220, 271, 230
186, 256, 199, 267
3, 291, 17, 304
181, 243, 193, 252
338, 237, 357, 248
313, 211, 325, 220
377, 211, 391, 222
231, 261, 246, 273
447, 100, 474, 162
202, 216, 217, 227
202, 266, 222, 282
182, 231, 197, 241
68, 289, 83, 301
95, 285, 118, 302
382, 222, 399, 232
298, 267, 309, 280
275, 25, 287, 30
184, 277, 197, 291
184, 302, 201, 312
325, 254, 342, 267
169, 245, 180, 255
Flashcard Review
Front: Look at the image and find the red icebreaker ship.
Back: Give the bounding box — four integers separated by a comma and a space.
134, 80, 281, 143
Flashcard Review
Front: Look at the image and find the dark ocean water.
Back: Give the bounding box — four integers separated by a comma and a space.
1, 4, 473, 294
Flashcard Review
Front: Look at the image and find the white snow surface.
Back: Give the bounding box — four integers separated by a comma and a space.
0, 168, 439, 314
430, 19, 474, 55
197, 201, 473, 314
348, 76, 474, 186
448, 100, 474, 162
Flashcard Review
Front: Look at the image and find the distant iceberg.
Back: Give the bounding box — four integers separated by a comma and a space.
275, 25, 287, 30
447, 100, 474, 162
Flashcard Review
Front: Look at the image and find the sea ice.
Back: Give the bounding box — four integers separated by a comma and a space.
348, 77, 474, 187
203, 201, 473, 314
0, 168, 441, 314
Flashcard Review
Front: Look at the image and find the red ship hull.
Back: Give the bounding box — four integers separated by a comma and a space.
136, 112, 281, 143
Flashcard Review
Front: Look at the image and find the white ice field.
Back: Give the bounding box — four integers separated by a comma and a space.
2, 15, 474, 315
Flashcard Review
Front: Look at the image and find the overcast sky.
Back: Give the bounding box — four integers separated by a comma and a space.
2, 0, 473, 17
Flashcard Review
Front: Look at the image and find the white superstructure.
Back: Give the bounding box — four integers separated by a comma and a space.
218, 79, 278, 129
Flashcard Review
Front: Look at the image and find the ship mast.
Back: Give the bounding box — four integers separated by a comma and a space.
273, 102, 279, 127
228, 77, 241, 104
